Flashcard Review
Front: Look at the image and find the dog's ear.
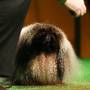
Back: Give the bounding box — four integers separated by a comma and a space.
13, 26, 34, 84
15, 25, 34, 68
57, 31, 80, 83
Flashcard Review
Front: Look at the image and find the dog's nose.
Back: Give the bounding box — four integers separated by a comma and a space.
46, 35, 51, 42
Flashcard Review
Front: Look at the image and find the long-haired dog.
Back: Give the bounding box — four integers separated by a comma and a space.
12, 23, 81, 85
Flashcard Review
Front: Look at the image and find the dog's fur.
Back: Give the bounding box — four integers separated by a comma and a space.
13, 23, 81, 85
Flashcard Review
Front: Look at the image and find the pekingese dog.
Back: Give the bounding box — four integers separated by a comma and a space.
12, 23, 81, 85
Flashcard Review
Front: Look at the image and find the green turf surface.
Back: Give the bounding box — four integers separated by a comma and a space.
69, 58, 90, 85
79, 58, 90, 84
7, 85, 90, 90
1, 58, 90, 90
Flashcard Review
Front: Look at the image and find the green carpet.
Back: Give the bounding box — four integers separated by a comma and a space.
79, 58, 90, 84
0, 58, 90, 90
68, 58, 90, 85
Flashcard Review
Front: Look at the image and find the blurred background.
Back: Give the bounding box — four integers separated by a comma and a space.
24, 0, 90, 58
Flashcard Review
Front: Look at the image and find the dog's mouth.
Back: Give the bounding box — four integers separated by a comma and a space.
30, 29, 60, 54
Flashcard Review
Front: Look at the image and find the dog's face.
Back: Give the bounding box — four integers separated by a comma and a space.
30, 27, 60, 55
19, 23, 63, 62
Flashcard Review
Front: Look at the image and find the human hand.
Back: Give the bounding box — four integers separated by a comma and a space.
64, 0, 86, 17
